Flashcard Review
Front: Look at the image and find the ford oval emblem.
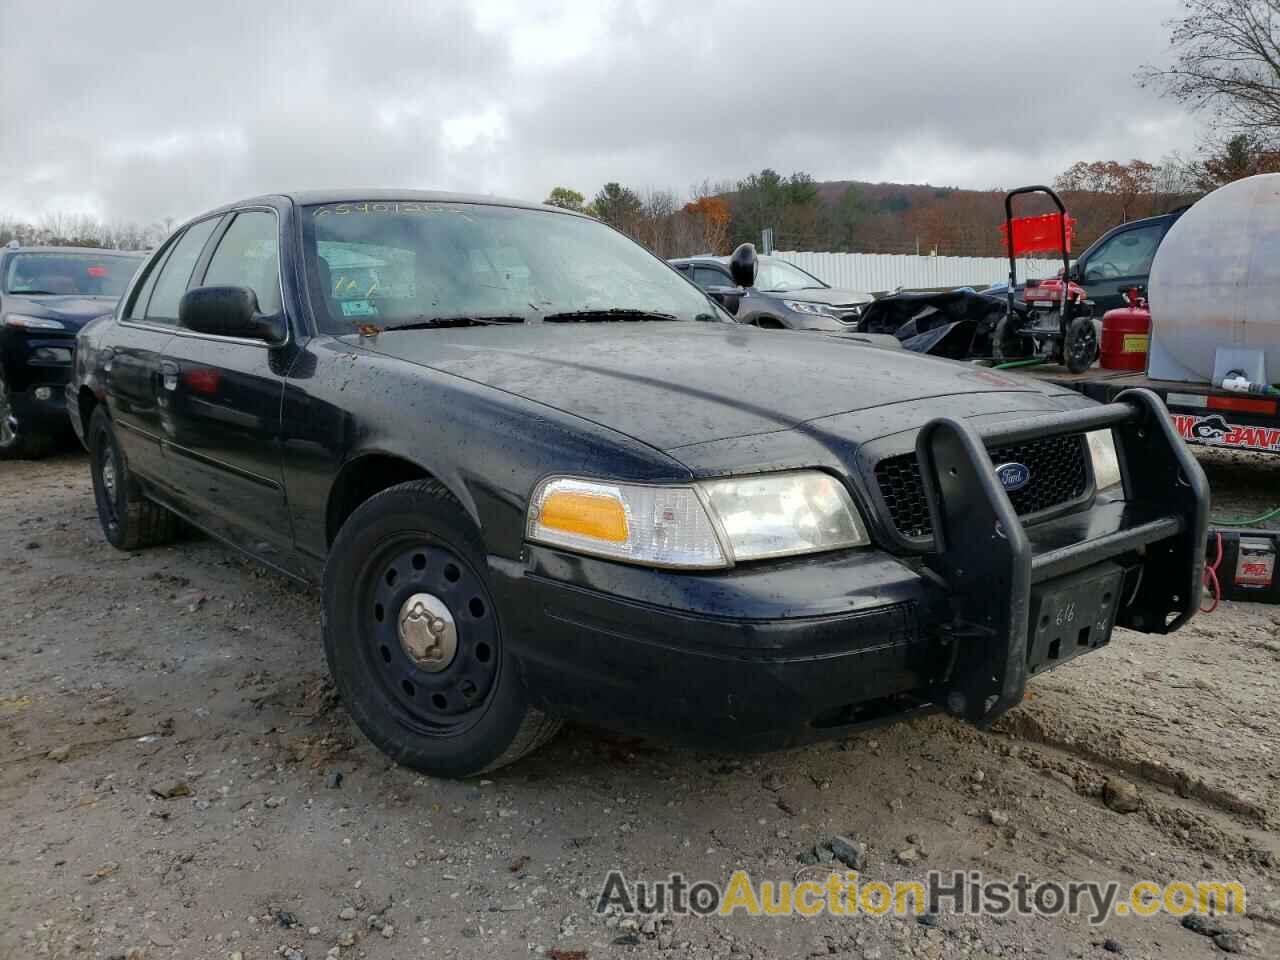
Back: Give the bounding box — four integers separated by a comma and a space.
995, 462, 1031, 493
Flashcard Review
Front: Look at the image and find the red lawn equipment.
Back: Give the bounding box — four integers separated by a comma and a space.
995, 185, 1098, 374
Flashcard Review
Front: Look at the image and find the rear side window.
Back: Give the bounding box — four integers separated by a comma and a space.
144, 217, 220, 324
201, 211, 282, 315
128, 244, 175, 321
692, 266, 731, 289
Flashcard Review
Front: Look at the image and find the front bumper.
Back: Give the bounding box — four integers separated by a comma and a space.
7, 376, 70, 432
2, 331, 74, 432
491, 545, 948, 749
490, 389, 1207, 747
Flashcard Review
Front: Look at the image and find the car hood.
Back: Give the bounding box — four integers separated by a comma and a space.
360, 323, 1080, 455
2, 294, 118, 330
761, 286, 872, 306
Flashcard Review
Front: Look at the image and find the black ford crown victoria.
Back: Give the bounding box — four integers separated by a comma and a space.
69, 191, 1208, 777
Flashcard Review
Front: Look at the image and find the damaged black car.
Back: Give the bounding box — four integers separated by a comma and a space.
70, 191, 1207, 777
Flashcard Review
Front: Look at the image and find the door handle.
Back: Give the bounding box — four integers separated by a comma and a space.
160, 360, 180, 392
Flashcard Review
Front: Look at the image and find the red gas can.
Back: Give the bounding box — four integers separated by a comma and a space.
1100, 288, 1151, 371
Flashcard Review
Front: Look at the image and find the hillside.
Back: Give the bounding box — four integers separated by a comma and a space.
741, 176, 1193, 257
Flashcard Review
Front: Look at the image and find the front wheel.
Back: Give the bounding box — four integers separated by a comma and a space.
0, 370, 54, 460
322, 479, 561, 777
1064, 316, 1099, 374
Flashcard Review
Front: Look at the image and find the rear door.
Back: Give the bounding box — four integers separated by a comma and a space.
158, 207, 298, 572
107, 216, 221, 486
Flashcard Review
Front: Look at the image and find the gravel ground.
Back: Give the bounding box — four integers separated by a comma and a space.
1, 447, 1278, 960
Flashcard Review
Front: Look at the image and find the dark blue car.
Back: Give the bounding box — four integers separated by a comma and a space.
0, 244, 144, 457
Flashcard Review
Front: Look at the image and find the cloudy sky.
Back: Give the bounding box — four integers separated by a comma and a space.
0, 0, 1201, 226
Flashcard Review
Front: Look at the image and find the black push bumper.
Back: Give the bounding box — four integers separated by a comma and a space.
494, 388, 1206, 746
917, 388, 1208, 724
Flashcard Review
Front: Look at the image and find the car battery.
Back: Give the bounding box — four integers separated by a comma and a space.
1207, 528, 1280, 604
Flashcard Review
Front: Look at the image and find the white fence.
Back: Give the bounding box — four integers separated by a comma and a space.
773, 251, 1066, 293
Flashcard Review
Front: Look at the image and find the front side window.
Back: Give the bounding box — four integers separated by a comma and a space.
145, 217, 220, 324
753, 258, 826, 293
302, 201, 718, 334
3, 252, 142, 297
1083, 224, 1163, 281
202, 211, 282, 315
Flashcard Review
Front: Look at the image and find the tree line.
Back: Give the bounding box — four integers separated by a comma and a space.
0, 211, 172, 251
542, 135, 1268, 261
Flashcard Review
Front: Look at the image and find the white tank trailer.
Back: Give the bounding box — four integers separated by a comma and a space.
1148, 173, 1280, 391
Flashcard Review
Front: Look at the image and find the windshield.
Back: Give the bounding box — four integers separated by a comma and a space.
3, 252, 142, 297
302, 201, 720, 333
754, 257, 826, 293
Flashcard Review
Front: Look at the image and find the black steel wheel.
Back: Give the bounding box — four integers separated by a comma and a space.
359, 540, 501, 738
323, 479, 561, 777
0, 370, 53, 460
1064, 316, 1099, 374
88, 406, 179, 550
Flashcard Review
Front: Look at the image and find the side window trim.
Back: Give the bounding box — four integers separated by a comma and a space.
171, 205, 289, 348
191, 212, 236, 290
129, 215, 225, 327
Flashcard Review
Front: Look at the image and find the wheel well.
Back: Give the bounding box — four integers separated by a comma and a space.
326, 454, 431, 545
753, 315, 785, 329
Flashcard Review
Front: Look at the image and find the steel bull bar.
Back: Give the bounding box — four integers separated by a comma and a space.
916, 388, 1209, 725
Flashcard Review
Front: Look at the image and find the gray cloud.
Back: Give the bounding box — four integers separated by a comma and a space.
0, 0, 1200, 226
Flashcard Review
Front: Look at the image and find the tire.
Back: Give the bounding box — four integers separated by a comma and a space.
992, 314, 1030, 362
88, 406, 180, 550
0, 369, 55, 460
1064, 316, 1099, 374
322, 479, 561, 777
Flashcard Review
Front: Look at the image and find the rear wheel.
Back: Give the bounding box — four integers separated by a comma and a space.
322, 479, 560, 777
88, 407, 180, 550
1064, 316, 1099, 374
0, 371, 55, 460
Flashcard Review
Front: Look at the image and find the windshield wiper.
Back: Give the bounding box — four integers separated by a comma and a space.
379, 314, 526, 331
7, 289, 59, 296
543, 308, 678, 323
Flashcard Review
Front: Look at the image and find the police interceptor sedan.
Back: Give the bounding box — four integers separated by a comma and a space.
69, 191, 1208, 777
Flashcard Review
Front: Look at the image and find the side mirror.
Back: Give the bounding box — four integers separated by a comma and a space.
179, 286, 284, 342
729, 243, 757, 288
1065, 262, 1082, 283
705, 284, 742, 315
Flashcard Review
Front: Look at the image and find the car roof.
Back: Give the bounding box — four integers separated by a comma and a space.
204, 189, 585, 219
668, 255, 735, 266
1, 246, 146, 256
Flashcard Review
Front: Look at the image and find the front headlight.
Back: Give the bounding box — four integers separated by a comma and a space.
699, 471, 870, 561
1087, 430, 1122, 491
781, 299, 838, 317
527, 470, 869, 569
4, 314, 66, 330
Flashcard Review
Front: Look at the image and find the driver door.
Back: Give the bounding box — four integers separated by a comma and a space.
1080, 222, 1166, 312
158, 207, 300, 575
